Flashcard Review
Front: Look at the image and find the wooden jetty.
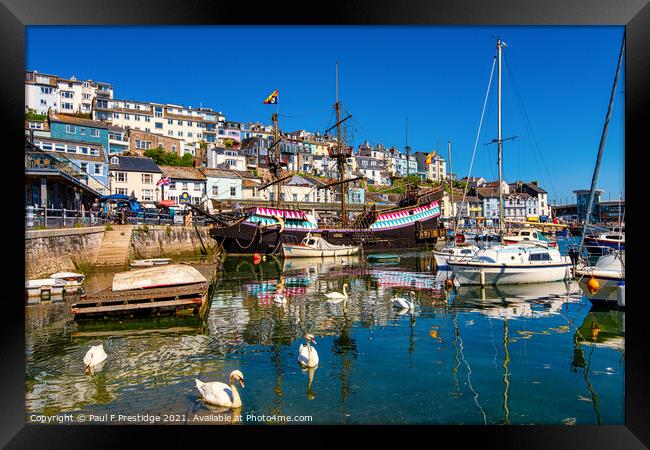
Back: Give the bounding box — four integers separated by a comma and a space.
70, 281, 210, 320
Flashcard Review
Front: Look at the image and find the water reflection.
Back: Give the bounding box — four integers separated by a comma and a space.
25, 248, 624, 424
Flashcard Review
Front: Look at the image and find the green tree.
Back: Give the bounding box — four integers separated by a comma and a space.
143, 146, 194, 167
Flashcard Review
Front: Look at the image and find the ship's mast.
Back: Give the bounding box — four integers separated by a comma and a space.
497, 38, 505, 242
272, 112, 281, 206
335, 62, 348, 227
405, 117, 410, 177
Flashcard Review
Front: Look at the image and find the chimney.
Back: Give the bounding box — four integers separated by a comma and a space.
531, 180, 538, 186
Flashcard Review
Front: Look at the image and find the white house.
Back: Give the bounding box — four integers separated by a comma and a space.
206, 147, 247, 171
159, 165, 206, 207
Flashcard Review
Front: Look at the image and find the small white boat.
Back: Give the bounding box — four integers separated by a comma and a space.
112, 264, 207, 292
25, 278, 65, 299
448, 244, 573, 286
503, 229, 557, 248
129, 258, 173, 268
283, 234, 359, 258
433, 244, 480, 268
50, 272, 85, 294
575, 252, 625, 307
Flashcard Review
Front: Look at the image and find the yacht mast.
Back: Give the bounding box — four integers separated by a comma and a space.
335, 62, 348, 227
579, 34, 625, 247
497, 38, 505, 241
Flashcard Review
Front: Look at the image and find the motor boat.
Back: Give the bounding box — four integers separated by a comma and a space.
503, 228, 557, 248
282, 234, 359, 258
433, 243, 480, 268
583, 231, 624, 255
50, 271, 85, 294
574, 252, 624, 307
447, 244, 573, 286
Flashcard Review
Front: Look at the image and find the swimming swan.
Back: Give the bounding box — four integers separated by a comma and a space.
324, 283, 349, 300
83, 344, 108, 374
391, 291, 416, 311
195, 370, 245, 408
297, 334, 319, 368
273, 293, 287, 305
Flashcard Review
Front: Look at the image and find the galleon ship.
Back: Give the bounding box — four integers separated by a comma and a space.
206, 196, 443, 255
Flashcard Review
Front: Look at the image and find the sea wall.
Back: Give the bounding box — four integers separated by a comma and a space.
25, 227, 105, 278
129, 225, 216, 259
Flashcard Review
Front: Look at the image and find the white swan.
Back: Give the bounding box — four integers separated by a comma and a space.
273, 293, 287, 305
195, 370, 245, 408
83, 344, 107, 374
391, 291, 416, 312
324, 283, 349, 300
297, 334, 319, 368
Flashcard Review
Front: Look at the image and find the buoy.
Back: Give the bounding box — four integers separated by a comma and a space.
590, 322, 600, 340
445, 278, 453, 290
587, 277, 600, 295
252, 253, 262, 264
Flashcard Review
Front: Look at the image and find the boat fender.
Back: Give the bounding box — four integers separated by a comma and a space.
617, 282, 625, 307
587, 277, 600, 295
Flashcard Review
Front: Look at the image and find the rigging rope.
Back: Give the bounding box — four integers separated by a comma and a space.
453, 55, 497, 235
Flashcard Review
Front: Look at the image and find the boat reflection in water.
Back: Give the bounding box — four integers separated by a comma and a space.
25, 249, 624, 425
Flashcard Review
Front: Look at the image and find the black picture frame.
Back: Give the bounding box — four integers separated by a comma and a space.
2, 0, 647, 447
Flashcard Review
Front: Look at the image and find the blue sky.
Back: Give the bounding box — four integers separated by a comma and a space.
26, 26, 625, 204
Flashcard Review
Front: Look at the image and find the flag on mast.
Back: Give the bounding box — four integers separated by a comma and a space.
425, 151, 436, 165
263, 89, 279, 104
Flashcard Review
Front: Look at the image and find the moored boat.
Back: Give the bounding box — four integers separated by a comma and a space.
583, 231, 624, 255
26, 278, 65, 299
282, 234, 359, 258
130, 258, 173, 268
575, 252, 624, 307
503, 228, 557, 248
448, 244, 573, 285
112, 264, 207, 292
433, 243, 480, 268
50, 271, 85, 294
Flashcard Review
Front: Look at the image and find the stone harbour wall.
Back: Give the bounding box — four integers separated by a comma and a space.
129, 225, 217, 259
25, 226, 105, 278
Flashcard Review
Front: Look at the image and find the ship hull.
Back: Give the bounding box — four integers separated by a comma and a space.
210, 215, 441, 255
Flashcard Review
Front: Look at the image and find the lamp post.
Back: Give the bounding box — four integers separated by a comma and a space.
108, 172, 114, 195
155, 186, 160, 202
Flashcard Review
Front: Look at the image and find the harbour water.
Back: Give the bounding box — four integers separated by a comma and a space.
25, 244, 624, 425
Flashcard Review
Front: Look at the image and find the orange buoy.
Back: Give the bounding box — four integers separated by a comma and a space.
587, 277, 600, 295
590, 322, 600, 340
252, 253, 262, 264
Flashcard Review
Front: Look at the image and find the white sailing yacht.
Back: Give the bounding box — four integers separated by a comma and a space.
447, 39, 572, 286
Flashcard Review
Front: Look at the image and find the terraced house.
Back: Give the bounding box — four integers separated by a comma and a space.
108, 155, 162, 205
47, 112, 110, 191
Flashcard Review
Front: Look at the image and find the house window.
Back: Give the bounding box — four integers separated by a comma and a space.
142, 174, 153, 184
182, 182, 188, 190
80, 163, 88, 173
169, 181, 176, 189
110, 156, 119, 164
115, 188, 128, 195
178, 131, 183, 137
113, 113, 120, 119
66, 145, 76, 153
136, 140, 151, 150
94, 164, 102, 175
141, 189, 153, 201
62, 103, 73, 110
145, 117, 151, 122
155, 107, 162, 117
40, 87, 53, 94
65, 125, 76, 134
168, 131, 174, 136
177, 120, 183, 125
90, 129, 99, 137
212, 186, 219, 196
116, 172, 128, 182
293, 194, 298, 202
168, 119, 173, 124
155, 122, 163, 129
41, 142, 52, 150
230, 187, 236, 196
134, 115, 140, 121
194, 182, 201, 191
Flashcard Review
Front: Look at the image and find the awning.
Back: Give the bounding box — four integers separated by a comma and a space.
157, 200, 178, 207
99, 194, 130, 201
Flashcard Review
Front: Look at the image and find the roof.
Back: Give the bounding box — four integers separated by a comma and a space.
49, 112, 108, 129
476, 187, 500, 198
242, 179, 261, 188
110, 156, 162, 173
159, 165, 206, 180
510, 181, 548, 195
200, 168, 241, 179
